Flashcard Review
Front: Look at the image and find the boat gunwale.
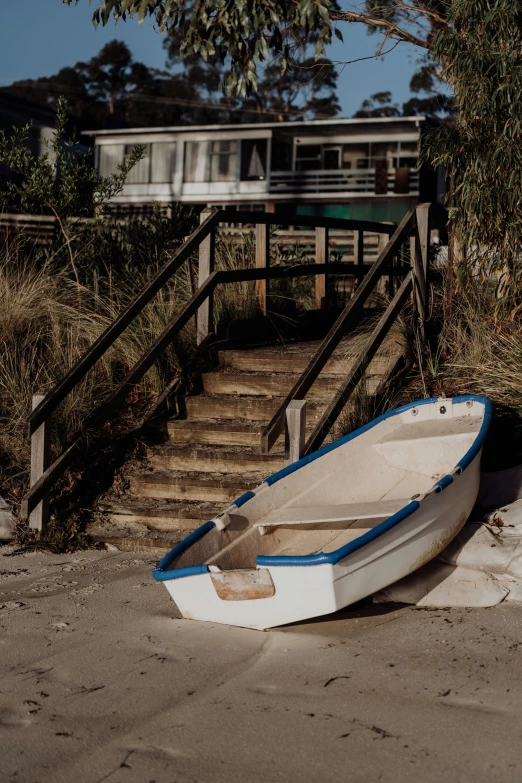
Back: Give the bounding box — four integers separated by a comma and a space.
153, 394, 492, 582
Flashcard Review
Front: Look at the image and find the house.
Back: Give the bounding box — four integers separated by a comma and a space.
0, 91, 56, 158
86, 116, 441, 223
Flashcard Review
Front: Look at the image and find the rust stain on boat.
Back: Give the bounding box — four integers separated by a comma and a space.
210, 569, 275, 601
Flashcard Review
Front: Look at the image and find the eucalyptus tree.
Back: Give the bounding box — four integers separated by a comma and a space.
66, 1, 447, 96
68, 1, 522, 309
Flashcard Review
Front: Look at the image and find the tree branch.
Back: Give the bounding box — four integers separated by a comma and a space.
329, 10, 431, 50
393, 0, 448, 27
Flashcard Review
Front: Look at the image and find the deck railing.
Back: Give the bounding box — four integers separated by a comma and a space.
20, 205, 434, 531
270, 168, 419, 195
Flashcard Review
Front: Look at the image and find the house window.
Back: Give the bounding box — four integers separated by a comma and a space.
210, 140, 238, 182
125, 143, 150, 184
342, 143, 370, 170
322, 147, 342, 170
295, 145, 321, 171
241, 140, 267, 180
98, 144, 125, 177
150, 142, 176, 183
184, 141, 210, 182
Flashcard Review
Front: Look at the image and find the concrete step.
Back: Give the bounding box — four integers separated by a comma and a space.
98, 499, 221, 532
166, 419, 283, 448
184, 394, 322, 422
202, 371, 382, 399
149, 444, 284, 475
129, 470, 261, 503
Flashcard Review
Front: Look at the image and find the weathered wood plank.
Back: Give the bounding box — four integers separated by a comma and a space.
412, 203, 431, 334
285, 400, 307, 466
315, 226, 328, 308
354, 229, 365, 282
224, 210, 397, 235
29, 392, 50, 532
218, 263, 410, 284
255, 222, 270, 315
197, 208, 216, 344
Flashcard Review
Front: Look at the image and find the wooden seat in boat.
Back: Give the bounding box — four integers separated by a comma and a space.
254, 498, 409, 529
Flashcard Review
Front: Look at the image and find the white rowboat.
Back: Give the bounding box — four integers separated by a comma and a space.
153, 395, 492, 630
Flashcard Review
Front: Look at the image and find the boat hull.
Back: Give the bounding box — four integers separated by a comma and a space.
163, 452, 481, 630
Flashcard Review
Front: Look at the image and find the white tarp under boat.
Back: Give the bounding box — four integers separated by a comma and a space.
153, 395, 491, 630
375, 479, 522, 608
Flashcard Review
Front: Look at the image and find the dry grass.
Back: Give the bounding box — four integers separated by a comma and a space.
403, 269, 522, 411
212, 230, 316, 326
0, 237, 196, 506
0, 227, 318, 509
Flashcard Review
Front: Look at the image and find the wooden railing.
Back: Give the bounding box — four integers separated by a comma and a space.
261, 203, 431, 457
270, 168, 420, 195
20, 206, 431, 530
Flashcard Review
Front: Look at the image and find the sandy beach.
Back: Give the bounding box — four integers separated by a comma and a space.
2, 543, 522, 783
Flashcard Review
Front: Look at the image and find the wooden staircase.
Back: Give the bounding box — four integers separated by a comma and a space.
22, 205, 436, 545
97, 333, 404, 546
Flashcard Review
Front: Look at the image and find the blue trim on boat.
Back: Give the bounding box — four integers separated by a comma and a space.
153, 564, 209, 582
152, 521, 214, 582
434, 474, 454, 492
233, 490, 255, 508
153, 395, 493, 581
256, 500, 421, 567
457, 396, 493, 471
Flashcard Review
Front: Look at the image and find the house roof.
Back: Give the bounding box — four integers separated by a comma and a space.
84, 115, 426, 137
0, 90, 56, 124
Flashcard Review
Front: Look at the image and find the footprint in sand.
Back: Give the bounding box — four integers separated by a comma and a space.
51, 622, 71, 631
29, 580, 78, 594
70, 583, 103, 597
0, 601, 25, 611
0, 569, 28, 581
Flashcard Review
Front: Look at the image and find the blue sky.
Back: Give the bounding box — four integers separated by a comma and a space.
0, 1, 421, 116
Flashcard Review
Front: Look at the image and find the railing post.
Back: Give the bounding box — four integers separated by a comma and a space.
255, 222, 270, 316
315, 226, 329, 308
29, 392, 50, 533
285, 400, 307, 466
197, 208, 215, 344
353, 229, 364, 284
411, 203, 430, 336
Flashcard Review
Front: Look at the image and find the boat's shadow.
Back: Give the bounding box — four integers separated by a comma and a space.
277, 599, 406, 634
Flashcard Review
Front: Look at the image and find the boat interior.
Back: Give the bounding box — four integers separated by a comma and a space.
173, 405, 484, 571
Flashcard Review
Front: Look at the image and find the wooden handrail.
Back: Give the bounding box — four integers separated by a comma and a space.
219, 209, 396, 235
28, 208, 220, 435
21, 270, 221, 519
303, 271, 413, 455
218, 262, 411, 283
260, 207, 417, 455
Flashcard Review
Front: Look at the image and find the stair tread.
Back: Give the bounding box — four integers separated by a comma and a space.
218, 335, 403, 360
206, 369, 383, 378
167, 418, 264, 432
151, 443, 281, 458
100, 498, 221, 514
131, 469, 263, 487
